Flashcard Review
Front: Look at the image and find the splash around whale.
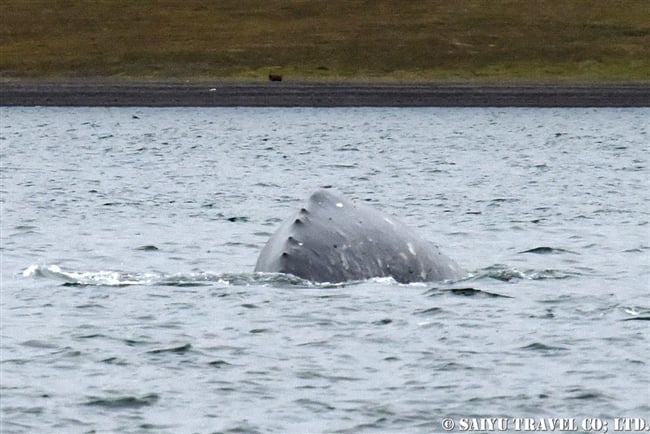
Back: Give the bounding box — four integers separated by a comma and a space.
254, 189, 464, 283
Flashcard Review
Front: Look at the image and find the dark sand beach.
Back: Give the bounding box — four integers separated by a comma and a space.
1, 81, 649, 107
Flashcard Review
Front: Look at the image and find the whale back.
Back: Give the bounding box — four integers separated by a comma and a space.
254, 189, 463, 283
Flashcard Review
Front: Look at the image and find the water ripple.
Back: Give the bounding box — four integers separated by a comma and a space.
4, 107, 649, 433
83, 393, 159, 409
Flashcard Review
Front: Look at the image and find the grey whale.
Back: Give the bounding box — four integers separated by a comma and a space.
254, 189, 464, 283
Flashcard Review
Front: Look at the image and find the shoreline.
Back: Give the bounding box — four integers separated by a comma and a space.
1, 80, 649, 107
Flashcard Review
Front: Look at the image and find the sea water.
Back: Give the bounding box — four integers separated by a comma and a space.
1, 107, 648, 433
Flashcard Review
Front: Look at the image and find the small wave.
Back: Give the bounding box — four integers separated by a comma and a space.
447, 287, 513, 298
83, 393, 159, 409
23, 264, 427, 288
208, 359, 232, 368
521, 342, 569, 352
22, 264, 206, 287
413, 306, 444, 315
20, 339, 59, 349
147, 343, 192, 355
134, 245, 159, 251
524, 269, 583, 280
471, 265, 582, 282
519, 246, 577, 255
424, 287, 513, 298
23, 264, 570, 288
21, 264, 316, 287
23, 264, 170, 286
622, 306, 650, 321
565, 388, 612, 402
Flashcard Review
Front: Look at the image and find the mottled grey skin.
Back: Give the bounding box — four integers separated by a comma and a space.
254, 189, 464, 283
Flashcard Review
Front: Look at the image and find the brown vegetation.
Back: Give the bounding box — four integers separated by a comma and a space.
1, 0, 649, 81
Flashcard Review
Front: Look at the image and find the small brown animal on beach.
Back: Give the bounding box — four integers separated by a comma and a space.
269, 74, 283, 82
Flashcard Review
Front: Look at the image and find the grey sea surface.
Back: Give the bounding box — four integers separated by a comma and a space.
1, 107, 649, 433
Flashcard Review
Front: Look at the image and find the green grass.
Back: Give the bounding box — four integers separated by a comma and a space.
1, 0, 649, 81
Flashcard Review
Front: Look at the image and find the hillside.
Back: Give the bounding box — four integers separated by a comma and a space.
1, 0, 649, 81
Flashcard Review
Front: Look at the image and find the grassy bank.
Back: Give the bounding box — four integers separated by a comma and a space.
1, 0, 649, 81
